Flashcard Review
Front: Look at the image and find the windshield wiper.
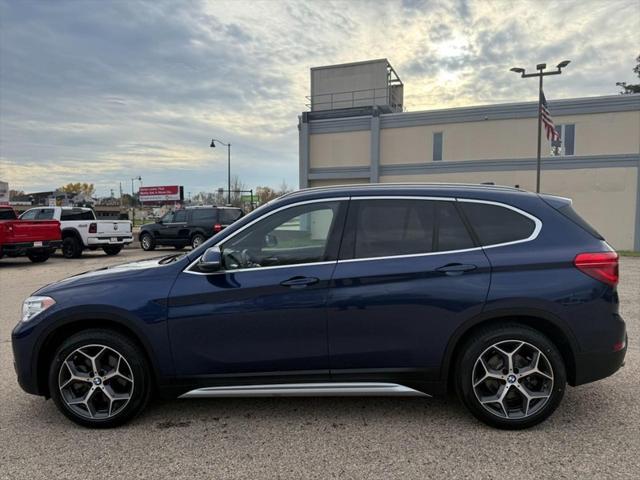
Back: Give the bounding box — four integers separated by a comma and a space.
158, 254, 183, 265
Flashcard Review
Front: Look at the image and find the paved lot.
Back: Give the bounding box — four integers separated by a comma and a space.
1, 250, 638, 479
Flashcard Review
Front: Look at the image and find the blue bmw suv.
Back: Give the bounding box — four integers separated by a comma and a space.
12, 184, 627, 429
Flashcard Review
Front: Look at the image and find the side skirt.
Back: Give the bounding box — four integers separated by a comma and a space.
178, 382, 432, 399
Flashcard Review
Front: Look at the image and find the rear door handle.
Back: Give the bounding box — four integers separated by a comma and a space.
280, 276, 320, 288
436, 263, 477, 276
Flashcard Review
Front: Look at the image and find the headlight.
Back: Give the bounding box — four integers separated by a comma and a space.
22, 296, 56, 323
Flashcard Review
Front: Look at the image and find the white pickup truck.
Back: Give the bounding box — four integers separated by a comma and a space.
20, 206, 133, 258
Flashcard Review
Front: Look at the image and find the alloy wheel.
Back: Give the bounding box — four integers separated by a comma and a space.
141, 235, 151, 250
58, 344, 134, 419
472, 340, 554, 419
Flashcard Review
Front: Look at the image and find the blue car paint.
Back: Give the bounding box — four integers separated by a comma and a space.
11, 184, 626, 397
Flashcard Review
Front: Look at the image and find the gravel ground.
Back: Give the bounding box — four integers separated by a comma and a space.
1, 250, 638, 479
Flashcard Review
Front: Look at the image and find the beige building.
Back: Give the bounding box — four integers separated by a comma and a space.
299, 60, 640, 251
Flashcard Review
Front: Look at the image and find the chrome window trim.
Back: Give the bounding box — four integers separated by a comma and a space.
184, 195, 542, 275
184, 197, 349, 276
456, 198, 542, 249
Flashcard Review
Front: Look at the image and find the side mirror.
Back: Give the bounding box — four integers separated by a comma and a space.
198, 246, 222, 272
265, 233, 278, 247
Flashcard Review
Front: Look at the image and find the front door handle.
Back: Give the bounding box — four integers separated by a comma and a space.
280, 276, 320, 289
436, 263, 477, 276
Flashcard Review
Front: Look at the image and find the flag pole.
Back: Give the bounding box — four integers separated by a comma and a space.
509, 60, 570, 194
536, 68, 544, 193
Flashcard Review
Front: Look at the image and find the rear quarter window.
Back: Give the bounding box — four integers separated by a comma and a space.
460, 202, 536, 246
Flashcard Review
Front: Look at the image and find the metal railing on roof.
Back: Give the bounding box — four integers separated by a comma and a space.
305, 87, 403, 112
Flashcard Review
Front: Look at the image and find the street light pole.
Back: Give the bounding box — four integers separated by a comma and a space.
210, 139, 232, 205
510, 60, 570, 193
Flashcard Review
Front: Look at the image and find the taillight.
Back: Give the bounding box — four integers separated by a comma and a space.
574, 252, 619, 286
213, 223, 222, 233
89, 223, 97, 233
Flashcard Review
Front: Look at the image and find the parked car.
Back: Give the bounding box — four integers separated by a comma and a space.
0, 205, 61, 262
12, 184, 626, 429
139, 206, 243, 250
20, 207, 132, 258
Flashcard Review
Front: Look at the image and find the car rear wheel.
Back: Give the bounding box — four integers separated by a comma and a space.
27, 251, 50, 263
48, 329, 152, 428
102, 245, 123, 256
191, 234, 205, 249
140, 233, 155, 251
455, 323, 566, 429
62, 236, 82, 259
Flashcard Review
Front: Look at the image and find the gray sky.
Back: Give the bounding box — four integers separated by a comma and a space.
1, 0, 639, 197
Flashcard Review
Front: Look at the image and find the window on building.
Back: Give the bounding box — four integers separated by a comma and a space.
552, 124, 575, 156
433, 132, 443, 161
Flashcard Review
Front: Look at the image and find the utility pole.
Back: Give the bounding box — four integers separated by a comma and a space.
510, 60, 570, 193
210, 139, 232, 205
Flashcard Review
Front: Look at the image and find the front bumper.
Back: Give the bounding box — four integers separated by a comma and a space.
87, 236, 133, 246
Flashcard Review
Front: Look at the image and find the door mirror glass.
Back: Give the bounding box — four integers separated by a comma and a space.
198, 246, 222, 272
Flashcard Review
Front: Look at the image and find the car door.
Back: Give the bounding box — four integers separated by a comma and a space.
167, 199, 348, 379
155, 212, 174, 242
327, 197, 491, 383
165, 210, 188, 244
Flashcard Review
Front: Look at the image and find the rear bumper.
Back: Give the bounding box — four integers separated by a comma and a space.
1, 240, 61, 255
87, 236, 133, 246
572, 334, 627, 386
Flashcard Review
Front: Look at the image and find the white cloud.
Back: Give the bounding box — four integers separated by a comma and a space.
1, 0, 638, 196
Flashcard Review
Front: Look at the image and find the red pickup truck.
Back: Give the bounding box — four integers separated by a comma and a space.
0, 206, 62, 262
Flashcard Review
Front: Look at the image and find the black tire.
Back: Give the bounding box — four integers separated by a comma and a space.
48, 329, 152, 428
102, 245, 123, 256
455, 323, 566, 430
140, 233, 155, 251
62, 236, 82, 259
27, 251, 50, 263
191, 234, 205, 249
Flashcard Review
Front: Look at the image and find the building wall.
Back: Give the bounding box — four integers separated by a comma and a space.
380, 167, 638, 251
309, 130, 370, 168
300, 94, 640, 250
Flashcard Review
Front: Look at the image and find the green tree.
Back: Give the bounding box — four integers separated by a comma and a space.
59, 182, 95, 196
616, 54, 640, 94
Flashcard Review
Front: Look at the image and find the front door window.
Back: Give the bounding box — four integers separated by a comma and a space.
221, 201, 341, 270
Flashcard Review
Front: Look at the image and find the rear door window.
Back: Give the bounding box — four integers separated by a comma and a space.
191, 209, 216, 224
459, 202, 536, 246
350, 199, 435, 258
436, 202, 475, 251
173, 210, 187, 223
35, 209, 54, 220
219, 208, 242, 224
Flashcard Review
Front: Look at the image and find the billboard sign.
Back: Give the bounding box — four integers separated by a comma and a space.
138, 185, 182, 203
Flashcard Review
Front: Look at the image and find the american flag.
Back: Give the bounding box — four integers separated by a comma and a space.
540, 90, 559, 141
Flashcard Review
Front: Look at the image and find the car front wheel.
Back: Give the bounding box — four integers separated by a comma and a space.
48, 329, 152, 428
455, 323, 566, 430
